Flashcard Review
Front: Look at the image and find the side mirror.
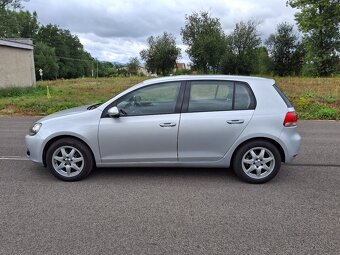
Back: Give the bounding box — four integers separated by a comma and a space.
107, 106, 120, 118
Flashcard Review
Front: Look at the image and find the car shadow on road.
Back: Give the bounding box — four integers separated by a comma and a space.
30, 163, 292, 185
89, 166, 238, 181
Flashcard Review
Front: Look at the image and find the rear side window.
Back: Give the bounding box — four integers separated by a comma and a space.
187, 81, 256, 112
234, 83, 256, 110
273, 84, 293, 107
189, 81, 234, 112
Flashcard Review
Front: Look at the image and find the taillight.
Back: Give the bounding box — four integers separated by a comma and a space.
284, 111, 298, 127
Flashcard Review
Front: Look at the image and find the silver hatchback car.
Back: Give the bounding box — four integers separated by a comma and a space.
26, 75, 301, 183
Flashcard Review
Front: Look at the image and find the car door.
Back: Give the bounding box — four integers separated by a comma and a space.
178, 80, 256, 162
98, 81, 184, 163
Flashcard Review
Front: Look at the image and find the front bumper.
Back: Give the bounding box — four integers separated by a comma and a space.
25, 134, 45, 165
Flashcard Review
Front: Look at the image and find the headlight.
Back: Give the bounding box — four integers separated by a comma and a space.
29, 123, 42, 136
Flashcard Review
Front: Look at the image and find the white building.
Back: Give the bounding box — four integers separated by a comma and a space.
0, 38, 36, 88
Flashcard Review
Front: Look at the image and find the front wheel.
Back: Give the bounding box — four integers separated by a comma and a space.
232, 140, 281, 184
46, 138, 94, 181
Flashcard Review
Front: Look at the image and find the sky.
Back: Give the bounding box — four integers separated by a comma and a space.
23, 0, 298, 64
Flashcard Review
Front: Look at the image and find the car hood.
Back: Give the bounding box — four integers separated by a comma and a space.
39, 105, 92, 122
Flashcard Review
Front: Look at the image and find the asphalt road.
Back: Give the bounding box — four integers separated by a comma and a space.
0, 116, 339, 255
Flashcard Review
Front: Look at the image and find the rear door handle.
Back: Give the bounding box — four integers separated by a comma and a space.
159, 122, 177, 127
227, 119, 244, 124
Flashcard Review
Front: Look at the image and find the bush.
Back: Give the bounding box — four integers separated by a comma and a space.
296, 97, 311, 110
317, 107, 338, 120
0, 86, 45, 98
323, 95, 336, 103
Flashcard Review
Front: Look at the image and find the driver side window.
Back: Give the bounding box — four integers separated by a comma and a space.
115, 82, 181, 116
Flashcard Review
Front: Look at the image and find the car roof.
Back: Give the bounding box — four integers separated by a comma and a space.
141, 75, 275, 86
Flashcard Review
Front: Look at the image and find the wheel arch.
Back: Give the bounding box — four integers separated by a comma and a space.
230, 137, 285, 165
42, 135, 96, 167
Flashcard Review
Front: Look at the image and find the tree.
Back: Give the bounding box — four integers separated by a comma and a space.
231, 20, 261, 74
0, 8, 17, 37
17, 10, 39, 38
0, 3, 96, 79
98, 61, 117, 77
140, 32, 181, 75
0, 0, 22, 9
0, 10, 38, 38
181, 11, 225, 73
220, 21, 266, 75
34, 42, 59, 80
288, 0, 340, 76
219, 36, 236, 74
36, 24, 94, 78
266, 22, 303, 76
253, 47, 272, 75
127, 57, 140, 75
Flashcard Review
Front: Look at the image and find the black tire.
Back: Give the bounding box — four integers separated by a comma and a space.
232, 140, 281, 184
46, 138, 94, 181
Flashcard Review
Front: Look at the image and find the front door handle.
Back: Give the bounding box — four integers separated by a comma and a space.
227, 119, 245, 124
159, 122, 177, 127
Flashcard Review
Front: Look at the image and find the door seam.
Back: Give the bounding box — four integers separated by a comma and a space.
176, 113, 182, 161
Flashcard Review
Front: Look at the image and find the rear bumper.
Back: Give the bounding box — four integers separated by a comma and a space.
280, 127, 301, 163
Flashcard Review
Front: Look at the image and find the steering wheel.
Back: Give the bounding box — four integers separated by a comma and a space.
132, 95, 142, 107
121, 96, 142, 115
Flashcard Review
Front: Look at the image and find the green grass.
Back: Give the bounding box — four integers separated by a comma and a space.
0, 76, 339, 120
0, 77, 148, 115
275, 77, 340, 120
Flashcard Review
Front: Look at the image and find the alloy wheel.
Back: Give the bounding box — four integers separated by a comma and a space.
52, 146, 84, 177
241, 147, 275, 179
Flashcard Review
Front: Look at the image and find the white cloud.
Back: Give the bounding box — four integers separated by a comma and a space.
24, 0, 298, 63
77, 33, 147, 62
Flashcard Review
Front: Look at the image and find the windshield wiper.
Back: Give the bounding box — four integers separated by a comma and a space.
87, 103, 101, 110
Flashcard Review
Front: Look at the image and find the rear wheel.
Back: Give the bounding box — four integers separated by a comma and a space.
46, 138, 94, 181
232, 140, 281, 184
